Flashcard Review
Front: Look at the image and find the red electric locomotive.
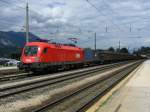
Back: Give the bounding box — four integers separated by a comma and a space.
18, 41, 143, 72
18, 42, 84, 71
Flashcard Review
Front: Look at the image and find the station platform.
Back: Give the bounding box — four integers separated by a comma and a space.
96, 60, 150, 112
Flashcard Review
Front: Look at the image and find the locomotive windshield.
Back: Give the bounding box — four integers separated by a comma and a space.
24, 46, 38, 56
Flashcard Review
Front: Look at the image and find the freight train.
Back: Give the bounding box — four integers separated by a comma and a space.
18, 42, 142, 72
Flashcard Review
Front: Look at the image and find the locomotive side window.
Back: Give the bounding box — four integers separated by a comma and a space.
43, 48, 48, 54
24, 46, 38, 56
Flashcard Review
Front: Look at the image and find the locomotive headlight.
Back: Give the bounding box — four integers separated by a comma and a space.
34, 57, 40, 62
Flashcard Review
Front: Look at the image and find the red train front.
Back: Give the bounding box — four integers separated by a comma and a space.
18, 42, 84, 72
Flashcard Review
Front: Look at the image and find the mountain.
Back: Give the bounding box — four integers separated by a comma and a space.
0, 31, 41, 48
0, 31, 41, 57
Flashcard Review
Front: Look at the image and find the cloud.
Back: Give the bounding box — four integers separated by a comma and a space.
0, 0, 150, 49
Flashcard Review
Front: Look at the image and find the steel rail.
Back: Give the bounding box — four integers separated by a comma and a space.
32, 61, 142, 112
0, 72, 31, 82
0, 61, 133, 98
0, 61, 132, 82
77, 63, 140, 112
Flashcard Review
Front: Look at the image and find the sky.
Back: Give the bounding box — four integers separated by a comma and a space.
0, 0, 150, 50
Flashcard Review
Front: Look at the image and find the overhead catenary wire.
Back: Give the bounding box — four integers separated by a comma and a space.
0, 20, 24, 31
0, 0, 94, 35
0, 0, 80, 44
0, 0, 27, 31
0, 0, 62, 37
0, 0, 45, 33
86, 0, 125, 33
0, 0, 118, 43
0, 0, 43, 19
0, 0, 25, 9
102, 0, 132, 31
102, 0, 150, 33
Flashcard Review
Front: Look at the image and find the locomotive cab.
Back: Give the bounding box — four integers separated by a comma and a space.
18, 43, 44, 71
23, 46, 41, 63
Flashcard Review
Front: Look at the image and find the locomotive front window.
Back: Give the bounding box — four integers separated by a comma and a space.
24, 46, 38, 56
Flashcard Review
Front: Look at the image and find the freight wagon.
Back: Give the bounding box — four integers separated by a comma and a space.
96, 50, 138, 63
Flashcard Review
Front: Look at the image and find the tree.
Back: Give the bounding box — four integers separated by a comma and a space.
108, 47, 115, 52
120, 48, 129, 53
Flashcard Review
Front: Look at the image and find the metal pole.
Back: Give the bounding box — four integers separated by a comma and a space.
130, 24, 131, 32
94, 32, 96, 56
106, 25, 108, 33
119, 41, 120, 53
26, 3, 29, 43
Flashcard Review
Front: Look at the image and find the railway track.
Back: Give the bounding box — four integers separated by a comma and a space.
0, 67, 20, 75
0, 61, 129, 82
32, 60, 143, 112
0, 60, 144, 112
0, 72, 32, 82
0, 61, 134, 99
0, 67, 27, 82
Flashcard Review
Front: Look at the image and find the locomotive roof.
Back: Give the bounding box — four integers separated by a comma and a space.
25, 42, 83, 50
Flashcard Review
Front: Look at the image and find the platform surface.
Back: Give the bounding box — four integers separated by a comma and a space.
97, 60, 150, 112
